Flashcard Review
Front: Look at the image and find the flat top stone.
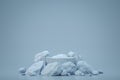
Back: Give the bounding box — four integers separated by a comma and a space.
52, 54, 68, 58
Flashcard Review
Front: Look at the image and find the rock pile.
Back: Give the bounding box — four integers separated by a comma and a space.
19, 51, 103, 76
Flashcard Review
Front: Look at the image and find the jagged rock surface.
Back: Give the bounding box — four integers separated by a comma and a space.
25, 61, 44, 76
19, 51, 103, 76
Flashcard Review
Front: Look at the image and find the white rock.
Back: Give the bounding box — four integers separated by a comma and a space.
19, 67, 26, 76
46, 57, 76, 65
67, 51, 75, 57
19, 67, 26, 73
19, 51, 103, 76
25, 61, 44, 76
34, 51, 49, 62
26, 72, 36, 76
75, 70, 85, 76
92, 70, 99, 75
41, 62, 61, 76
67, 51, 82, 62
77, 61, 93, 74
52, 54, 68, 58
61, 62, 77, 75
61, 70, 68, 76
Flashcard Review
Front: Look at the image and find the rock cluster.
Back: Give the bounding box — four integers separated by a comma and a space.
19, 51, 103, 76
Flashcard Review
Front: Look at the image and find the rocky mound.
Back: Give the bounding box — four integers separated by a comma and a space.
19, 51, 103, 76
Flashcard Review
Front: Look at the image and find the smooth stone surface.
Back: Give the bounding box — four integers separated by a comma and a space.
52, 54, 68, 58
34, 51, 49, 62
19, 67, 26, 73
41, 62, 60, 76
25, 61, 44, 76
46, 57, 76, 64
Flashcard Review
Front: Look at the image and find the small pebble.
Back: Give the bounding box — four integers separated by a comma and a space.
19, 67, 26, 73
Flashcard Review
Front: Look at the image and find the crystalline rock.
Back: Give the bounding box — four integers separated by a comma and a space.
19, 51, 103, 76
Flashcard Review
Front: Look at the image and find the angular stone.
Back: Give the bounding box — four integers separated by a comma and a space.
77, 61, 93, 74
61, 70, 68, 76
25, 61, 44, 76
34, 51, 49, 62
61, 62, 77, 75
19, 51, 103, 76
41, 62, 61, 76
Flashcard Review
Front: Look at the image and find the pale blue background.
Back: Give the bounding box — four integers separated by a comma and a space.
0, 0, 120, 80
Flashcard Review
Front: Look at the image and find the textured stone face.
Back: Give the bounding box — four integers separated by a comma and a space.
19, 51, 103, 76
34, 51, 49, 62
77, 61, 94, 75
46, 57, 76, 64
61, 62, 76, 74
25, 61, 44, 76
41, 62, 60, 76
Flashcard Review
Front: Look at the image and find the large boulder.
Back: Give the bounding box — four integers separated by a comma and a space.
25, 61, 44, 76
77, 61, 93, 75
41, 62, 61, 76
77, 61, 103, 76
61, 62, 77, 75
34, 51, 49, 62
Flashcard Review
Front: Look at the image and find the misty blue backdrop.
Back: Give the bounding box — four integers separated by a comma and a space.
0, 0, 120, 79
